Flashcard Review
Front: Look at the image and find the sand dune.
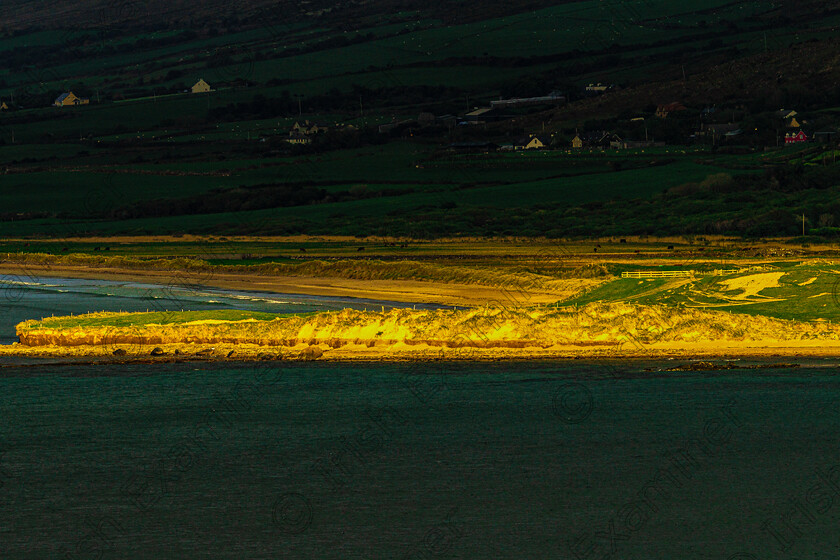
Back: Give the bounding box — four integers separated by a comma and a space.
11, 302, 840, 361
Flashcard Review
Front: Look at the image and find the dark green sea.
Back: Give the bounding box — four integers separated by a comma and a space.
2, 361, 840, 559
1, 278, 839, 558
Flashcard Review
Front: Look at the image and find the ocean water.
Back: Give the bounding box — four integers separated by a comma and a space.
0, 278, 839, 558
0, 276, 444, 345
1, 360, 839, 559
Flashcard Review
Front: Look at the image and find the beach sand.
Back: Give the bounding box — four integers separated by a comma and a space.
0, 263, 572, 308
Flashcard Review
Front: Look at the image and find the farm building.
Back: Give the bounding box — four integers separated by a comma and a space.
614, 140, 665, 149
585, 83, 612, 93
516, 135, 550, 150
463, 107, 503, 124
191, 79, 211, 93
604, 133, 624, 148
575, 131, 622, 149
291, 120, 330, 135
53, 92, 89, 107
655, 102, 687, 118
785, 130, 808, 144
286, 120, 333, 144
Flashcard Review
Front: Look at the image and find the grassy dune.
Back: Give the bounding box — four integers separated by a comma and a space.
14, 301, 840, 360
25, 309, 285, 329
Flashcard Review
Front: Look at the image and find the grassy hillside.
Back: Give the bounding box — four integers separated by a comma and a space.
1, 0, 840, 238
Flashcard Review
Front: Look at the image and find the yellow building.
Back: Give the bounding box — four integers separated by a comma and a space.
191, 79, 211, 94
0, 102, 7, 110
571, 134, 583, 148
292, 120, 329, 135
54, 92, 90, 107
518, 135, 549, 150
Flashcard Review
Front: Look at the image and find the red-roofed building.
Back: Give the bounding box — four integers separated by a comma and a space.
785, 130, 808, 144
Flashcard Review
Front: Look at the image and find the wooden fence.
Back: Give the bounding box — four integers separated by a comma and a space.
621, 271, 693, 278
621, 268, 765, 279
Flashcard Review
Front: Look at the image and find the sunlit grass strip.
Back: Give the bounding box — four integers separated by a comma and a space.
20, 310, 289, 330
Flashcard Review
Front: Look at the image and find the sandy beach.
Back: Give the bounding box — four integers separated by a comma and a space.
0, 263, 570, 308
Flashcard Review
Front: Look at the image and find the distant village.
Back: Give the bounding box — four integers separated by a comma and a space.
1, 78, 837, 152
425, 87, 831, 153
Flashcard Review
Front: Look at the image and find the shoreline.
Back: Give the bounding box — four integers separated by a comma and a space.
5, 340, 840, 364
6, 261, 840, 365
0, 263, 567, 308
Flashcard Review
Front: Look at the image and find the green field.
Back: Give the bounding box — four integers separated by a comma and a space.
22, 309, 284, 330
565, 262, 840, 322
0, 139, 764, 236
0, 0, 838, 239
